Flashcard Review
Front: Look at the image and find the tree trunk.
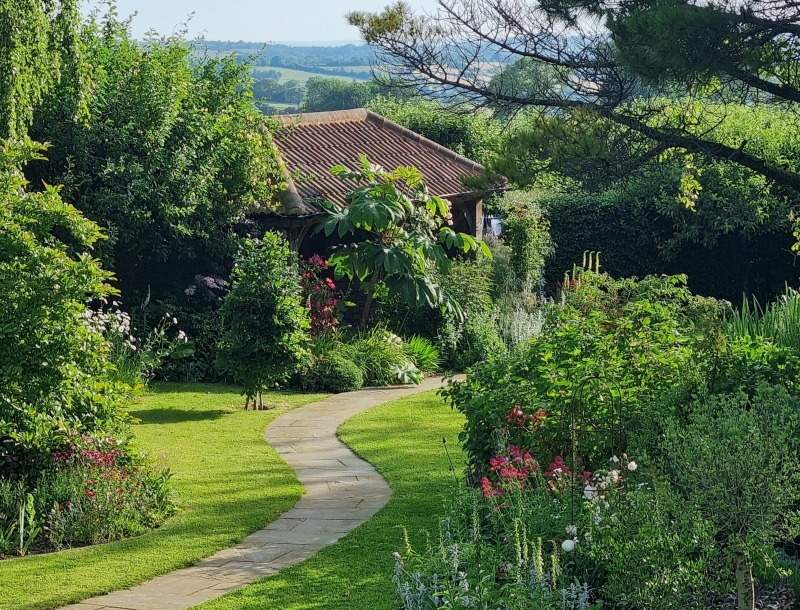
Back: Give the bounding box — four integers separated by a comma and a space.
244, 397, 250, 410
734, 550, 755, 610
258, 392, 264, 411
359, 269, 381, 330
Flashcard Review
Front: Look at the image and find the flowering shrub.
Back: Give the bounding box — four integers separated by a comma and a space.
0, 432, 174, 556
83, 301, 194, 389
442, 270, 724, 470
299, 254, 340, 335
481, 445, 538, 497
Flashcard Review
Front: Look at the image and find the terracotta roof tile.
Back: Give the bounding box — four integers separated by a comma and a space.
272, 109, 484, 215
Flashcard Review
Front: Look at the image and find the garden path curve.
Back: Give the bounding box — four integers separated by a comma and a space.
62, 377, 453, 610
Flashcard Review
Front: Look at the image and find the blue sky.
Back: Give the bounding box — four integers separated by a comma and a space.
83, 0, 439, 43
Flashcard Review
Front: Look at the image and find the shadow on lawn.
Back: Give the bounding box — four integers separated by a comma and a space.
129, 408, 229, 425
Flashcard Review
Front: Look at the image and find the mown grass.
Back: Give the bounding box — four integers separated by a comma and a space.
197, 389, 466, 610
0, 383, 326, 610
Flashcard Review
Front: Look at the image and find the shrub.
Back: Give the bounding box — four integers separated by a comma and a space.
216, 235, 310, 407
497, 190, 551, 291
657, 384, 800, 609
143, 289, 226, 383
440, 306, 506, 371
299, 254, 341, 335
317, 156, 488, 328
300, 355, 364, 393
29, 12, 286, 282
374, 255, 495, 365
339, 327, 414, 386
442, 269, 724, 470
0, 433, 174, 555
0, 141, 131, 480
403, 336, 441, 373
84, 302, 194, 390
391, 447, 713, 610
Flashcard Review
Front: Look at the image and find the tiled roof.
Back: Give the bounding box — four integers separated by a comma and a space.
270, 108, 484, 216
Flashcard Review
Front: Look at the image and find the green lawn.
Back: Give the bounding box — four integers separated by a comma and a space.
0, 384, 326, 610
197, 390, 466, 610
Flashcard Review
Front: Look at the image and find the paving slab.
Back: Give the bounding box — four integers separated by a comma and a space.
58, 376, 454, 610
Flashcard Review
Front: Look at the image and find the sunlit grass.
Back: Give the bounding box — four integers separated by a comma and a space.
197, 390, 466, 610
0, 383, 326, 610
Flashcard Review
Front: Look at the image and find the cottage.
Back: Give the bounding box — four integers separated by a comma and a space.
257, 108, 488, 254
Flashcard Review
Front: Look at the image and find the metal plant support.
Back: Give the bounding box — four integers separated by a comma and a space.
563, 372, 625, 536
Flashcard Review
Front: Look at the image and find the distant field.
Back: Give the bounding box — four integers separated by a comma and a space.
267, 102, 299, 109
251, 66, 366, 84
336, 65, 373, 73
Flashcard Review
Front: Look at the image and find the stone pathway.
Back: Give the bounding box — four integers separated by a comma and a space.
62, 377, 450, 610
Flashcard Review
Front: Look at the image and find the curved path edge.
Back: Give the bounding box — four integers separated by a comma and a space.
62, 377, 451, 610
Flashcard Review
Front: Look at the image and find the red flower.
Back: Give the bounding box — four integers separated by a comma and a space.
85, 489, 95, 498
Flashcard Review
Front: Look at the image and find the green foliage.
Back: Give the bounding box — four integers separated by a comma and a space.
728, 287, 800, 350
300, 354, 364, 393
0, 0, 85, 139
304, 78, 381, 112
658, 384, 800, 605
403, 336, 441, 373
28, 12, 286, 276
539, 128, 800, 301
216, 235, 310, 400
497, 191, 551, 290
582, 477, 716, 608
339, 327, 416, 386
139, 293, 226, 383
367, 96, 503, 164
317, 155, 490, 327
84, 303, 195, 391
442, 311, 508, 372
0, 449, 174, 556
442, 269, 723, 469
0, 140, 132, 478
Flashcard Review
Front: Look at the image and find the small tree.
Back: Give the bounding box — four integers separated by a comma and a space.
216, 235, 310, 409
661, 384, 800, 610
316, 154, 491, 328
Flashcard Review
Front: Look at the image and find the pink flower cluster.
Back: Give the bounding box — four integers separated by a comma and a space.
481, 445, 538, 497
52, 435, 122, 468
544, 456, 592, 491
79, 448, 122, 467
299, 255, 340, 335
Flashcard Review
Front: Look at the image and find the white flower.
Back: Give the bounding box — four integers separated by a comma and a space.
172, 317, 178, 325
177, 330, 187, 341
609, 469, 620, 484
610, 455, 619, 463
392, 551, 402, 561
627, 461, 638, 471
566, 524, 577, 537
583, 485, 598, 500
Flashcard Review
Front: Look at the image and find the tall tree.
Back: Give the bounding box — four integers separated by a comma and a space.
0, 0, 85, 139
28, 12, 285, 288
347, 0, 800, 192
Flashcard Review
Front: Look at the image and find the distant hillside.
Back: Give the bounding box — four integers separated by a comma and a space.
198, 41, 373, 65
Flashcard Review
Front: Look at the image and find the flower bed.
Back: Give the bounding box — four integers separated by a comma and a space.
396, 270, 800, 609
